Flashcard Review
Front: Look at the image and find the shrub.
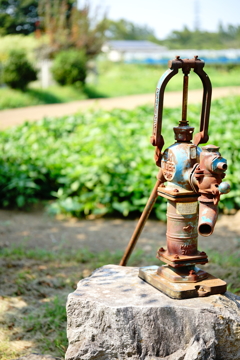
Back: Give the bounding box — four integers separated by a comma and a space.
3, 50, 37, 90
51, 49, 87, 87
0, 96, 239, 219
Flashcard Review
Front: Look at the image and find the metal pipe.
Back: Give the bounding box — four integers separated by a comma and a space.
119, 178, 162, 266
198, 201, 218, 237
181, 75, 189, 125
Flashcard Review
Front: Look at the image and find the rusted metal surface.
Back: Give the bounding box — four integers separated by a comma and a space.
139, 266, 227, 299
181, 75, 189, 125
165, 200, 199, 256
157, 265, 208, 283
119, 55, 231, 298
151, 55, 212, 168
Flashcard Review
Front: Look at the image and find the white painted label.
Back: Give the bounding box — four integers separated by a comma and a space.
190, 146, 197, 159
176, 202, 198, 215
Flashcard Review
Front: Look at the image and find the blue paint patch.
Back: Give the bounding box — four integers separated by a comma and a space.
201, 216, 212, 224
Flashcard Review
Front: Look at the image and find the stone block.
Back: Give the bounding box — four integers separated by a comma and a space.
66, 265, 240, 360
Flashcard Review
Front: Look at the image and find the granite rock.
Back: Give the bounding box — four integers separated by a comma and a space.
66, 265, 240, 360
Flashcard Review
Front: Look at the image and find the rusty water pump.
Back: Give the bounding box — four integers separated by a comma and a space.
120, 56, 231, 299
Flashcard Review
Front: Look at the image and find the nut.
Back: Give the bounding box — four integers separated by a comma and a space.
189, 270, 196, 275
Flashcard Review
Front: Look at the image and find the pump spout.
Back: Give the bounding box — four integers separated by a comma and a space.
198, 200, 218, 237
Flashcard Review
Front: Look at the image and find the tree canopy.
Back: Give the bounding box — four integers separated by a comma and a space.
162, 24, 240, 49
0, 1, 239, 51
0, 0, 39, 35
105, 19, 158, 42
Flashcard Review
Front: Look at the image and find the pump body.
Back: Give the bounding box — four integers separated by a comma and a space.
138, 56, 230, 298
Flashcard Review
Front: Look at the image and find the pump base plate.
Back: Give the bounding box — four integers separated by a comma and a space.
139, 266, 227, 299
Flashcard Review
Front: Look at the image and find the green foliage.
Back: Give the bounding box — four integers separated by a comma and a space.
51, 49, 87, 87
0, 62, 239, 109
0, 84, 104, 110
3, 49, 37, 90
162, 24, 240, 49
23, 296, 67, 357
0, 34, 41, 62
0, 96, 239, 218
38, 0, 107, 58
0, 0, 39, 35
95, 62, 240, 97
106, 18, 158, 42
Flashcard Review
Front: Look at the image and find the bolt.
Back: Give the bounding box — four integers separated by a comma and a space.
199, 286, 206, 292
160, 183, 165, 188
183, 225, 193, 232
173, 189, 179, 193
150, 136, 156, 146
189, 270, 196, 276
159, 247, 165, 252
200, 251, 206, 256
173, 254, 179, 259
176, 55, 180, 60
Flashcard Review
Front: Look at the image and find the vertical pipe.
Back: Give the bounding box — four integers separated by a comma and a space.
181, 75, 189, 125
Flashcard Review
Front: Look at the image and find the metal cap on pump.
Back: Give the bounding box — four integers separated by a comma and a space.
173, 125, 194, 142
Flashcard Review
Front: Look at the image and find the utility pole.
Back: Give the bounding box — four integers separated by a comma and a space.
194, 0, 201, 31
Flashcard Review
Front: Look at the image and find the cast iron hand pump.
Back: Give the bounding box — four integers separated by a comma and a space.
120, 56, 230, 299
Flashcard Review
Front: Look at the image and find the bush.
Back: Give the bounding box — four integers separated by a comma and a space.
3, 50, 37, 90
51, 49, 87, 87
0, 96, 239, 219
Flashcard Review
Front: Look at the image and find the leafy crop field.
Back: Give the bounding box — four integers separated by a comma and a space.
0, 96, 239, 219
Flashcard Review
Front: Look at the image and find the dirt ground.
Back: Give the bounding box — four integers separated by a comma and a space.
1, 207, 240, 257
0, 86, 240, 130
1, 207, 240, 360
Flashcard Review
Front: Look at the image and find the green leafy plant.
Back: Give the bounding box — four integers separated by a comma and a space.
51, 49, 87, 87
3, 49, 37, 90
0, 96, 239, 219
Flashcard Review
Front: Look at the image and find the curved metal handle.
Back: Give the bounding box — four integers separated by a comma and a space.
151, 56, 212, 163
150, 67, 179, 150
193, 66, 212, 146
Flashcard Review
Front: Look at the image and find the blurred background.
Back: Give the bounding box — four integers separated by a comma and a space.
0, 1, 240, 359
0, 0, 240, 104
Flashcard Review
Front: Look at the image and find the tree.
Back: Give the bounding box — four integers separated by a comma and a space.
0, 0, 39, 35
38, 0, 108, 58
51, 49, 87, 86
105, 19, 158, 42
162, 25, 240, 49
3, 49, 37, 89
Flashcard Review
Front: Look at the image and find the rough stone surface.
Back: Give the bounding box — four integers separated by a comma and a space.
66, 265, 240, 360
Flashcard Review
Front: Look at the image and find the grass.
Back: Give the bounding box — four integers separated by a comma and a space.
92, 62, 240, 97
0, 244, 155, 360
0, 62, 239, 110
0, 242, 240, 360
0, 84, 105, 110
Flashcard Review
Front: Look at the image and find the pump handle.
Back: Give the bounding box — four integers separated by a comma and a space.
150, 56, 212, 166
